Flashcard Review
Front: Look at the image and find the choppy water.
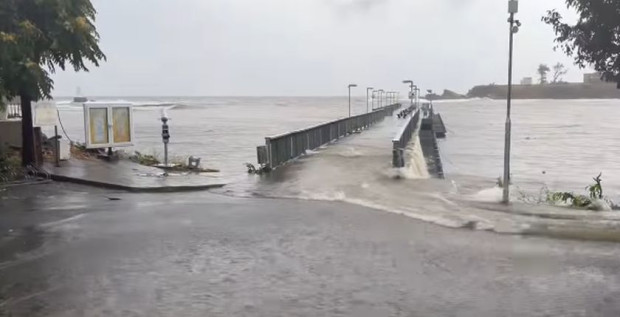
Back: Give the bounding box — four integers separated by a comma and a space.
52, 97, 620, 229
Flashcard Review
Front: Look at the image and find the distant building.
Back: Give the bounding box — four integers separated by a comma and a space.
520, 77, 533, 85
584, 72, 604, 84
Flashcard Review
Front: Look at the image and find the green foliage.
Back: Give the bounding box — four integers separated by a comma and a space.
552, 62, 568, 83
130, 151, 161, 166
0, 144, 21, 180
537, 64, 550, 84
586, 173, 603, 200
129, 151, 219, 173
245, 163, 271, 175
546, 173, 615, 210
546, 191, 591, 208
0, 0, 106, 101
543, 1, 620, 88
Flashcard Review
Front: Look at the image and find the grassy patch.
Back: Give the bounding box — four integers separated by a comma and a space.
129, 151, 161, 166
0, 145, 22, 182
130, 152, 219, 173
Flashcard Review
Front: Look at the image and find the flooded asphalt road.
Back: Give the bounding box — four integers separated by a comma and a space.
2, 184, 620, 316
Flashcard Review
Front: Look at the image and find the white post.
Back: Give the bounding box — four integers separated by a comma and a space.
503, 0, 519, 204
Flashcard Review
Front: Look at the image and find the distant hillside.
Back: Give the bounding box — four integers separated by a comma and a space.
467, 83, 620, 99
425, 89, 466, 100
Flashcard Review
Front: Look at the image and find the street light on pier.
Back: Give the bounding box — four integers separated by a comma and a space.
427, 89, 434, 107
502, 0, 521, 204
348, 84, 357, 117
402, 80, 414, 107
366, 87, 373, 113
371, 90, 377, 111
378, 89, 384, 109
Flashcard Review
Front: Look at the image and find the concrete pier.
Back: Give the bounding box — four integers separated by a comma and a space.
420, 110, 446, 178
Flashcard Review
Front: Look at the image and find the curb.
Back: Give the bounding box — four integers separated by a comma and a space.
45, 173, 226, 193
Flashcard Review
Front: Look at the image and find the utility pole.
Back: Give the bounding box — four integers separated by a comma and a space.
503, 0, 521, 204
348, 84, 357, 117
366, 87, 373, 113
402, 80, 414, 108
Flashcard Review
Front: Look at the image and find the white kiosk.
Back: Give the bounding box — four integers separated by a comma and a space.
83, 102, 134, 155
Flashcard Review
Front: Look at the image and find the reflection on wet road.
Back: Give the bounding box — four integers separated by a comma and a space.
2, 184, 620, 316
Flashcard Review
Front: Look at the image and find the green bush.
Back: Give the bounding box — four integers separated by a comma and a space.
129, 151, 161, 166
0, 144, 22, 181
546, 173, 616, 210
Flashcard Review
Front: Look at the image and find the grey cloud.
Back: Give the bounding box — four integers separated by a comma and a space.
50, 0, 583, 97
324, 0, 390, 13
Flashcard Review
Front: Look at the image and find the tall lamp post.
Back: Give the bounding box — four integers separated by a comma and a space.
402, 80, 414, 107
427, 89, 434, 108
348, 84, 357, 117
503, 0, 521, 204
378, 89, 384, 109
366, 87, 373, 113
371, 90, 377, 111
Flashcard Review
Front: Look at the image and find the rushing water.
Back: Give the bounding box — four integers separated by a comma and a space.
51, 97, 620, 229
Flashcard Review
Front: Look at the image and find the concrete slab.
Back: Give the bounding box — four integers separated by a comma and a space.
43, 159, 225, 192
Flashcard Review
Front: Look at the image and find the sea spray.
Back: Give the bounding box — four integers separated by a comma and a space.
407, 134, 429, 179
388, 134, 430, 179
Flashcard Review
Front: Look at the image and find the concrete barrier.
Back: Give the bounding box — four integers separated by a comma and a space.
0, 120, 22, 148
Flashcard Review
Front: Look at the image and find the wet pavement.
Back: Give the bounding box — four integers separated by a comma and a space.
43, 159, 225, 192
2, 183, 620, 316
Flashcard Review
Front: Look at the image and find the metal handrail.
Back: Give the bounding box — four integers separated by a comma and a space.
258, 103, 401, 169
392, 107, 421, 168
6, 103, 22, 119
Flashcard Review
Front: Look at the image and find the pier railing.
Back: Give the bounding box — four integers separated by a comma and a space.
392, 108, 421, 168
257, 103, 401, 169
6, 103, 21, 119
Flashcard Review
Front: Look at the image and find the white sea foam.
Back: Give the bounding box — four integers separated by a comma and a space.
469, 187, 504, 203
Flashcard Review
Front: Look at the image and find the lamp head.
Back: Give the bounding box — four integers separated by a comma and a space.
508, 0, 518, 14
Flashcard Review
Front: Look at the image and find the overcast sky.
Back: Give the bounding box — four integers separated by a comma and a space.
51, 0, 587, 97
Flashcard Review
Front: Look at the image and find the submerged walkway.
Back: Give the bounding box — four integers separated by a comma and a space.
249, 112, 620, 242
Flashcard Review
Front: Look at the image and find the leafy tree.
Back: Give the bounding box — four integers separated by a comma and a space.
0, 0, 105, 166
551, 62, 568, 83
537, 64, 550, 84
543, 1, 620, 88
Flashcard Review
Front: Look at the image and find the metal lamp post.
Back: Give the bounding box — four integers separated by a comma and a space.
371, 90, 377, 111
378, 89, 384, 109
427, 89, 434, 107
402, 80, 414, 107
366, 87, 373, 113
503, 0, 521, 204
348, 84, 357, 117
